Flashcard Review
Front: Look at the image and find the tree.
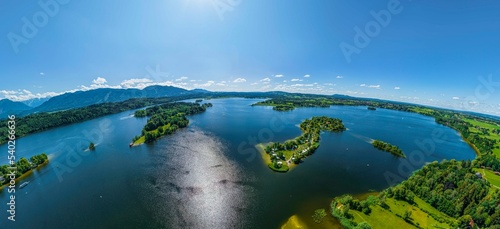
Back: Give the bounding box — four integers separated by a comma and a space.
403, 210, 412, 222
312, 208, 327, 223
89, 142, 95, 151
355, 222, 372, 229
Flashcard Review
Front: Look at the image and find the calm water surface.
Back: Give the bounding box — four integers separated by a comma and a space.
0, 98, 476, 228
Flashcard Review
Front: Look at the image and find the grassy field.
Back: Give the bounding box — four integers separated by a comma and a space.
133, 123, 172, 145
463, 118, 500, 157
473, 168, 500, 189
350, 195, 454, 229
409, 107, 436, 116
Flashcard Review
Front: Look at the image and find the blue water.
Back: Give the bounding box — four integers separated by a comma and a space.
0, 98, 476, 228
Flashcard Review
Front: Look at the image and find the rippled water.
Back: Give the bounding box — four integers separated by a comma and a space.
0, 98, 476, 229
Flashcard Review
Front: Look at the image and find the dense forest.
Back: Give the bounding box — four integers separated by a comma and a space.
0, 153, 48, 185
399, 160, 499, 227
132, 102, 213, 144
372, 140, 405, 158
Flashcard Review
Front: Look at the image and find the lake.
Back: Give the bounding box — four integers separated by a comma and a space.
0, 98, 476, 228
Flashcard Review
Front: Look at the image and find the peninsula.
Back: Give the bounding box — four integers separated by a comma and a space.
262, 116, 346, 172
0, 153, 48, 189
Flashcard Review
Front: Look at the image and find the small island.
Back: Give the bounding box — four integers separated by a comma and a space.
372, 140, 405, 158
273, 104, 295, 112
262, 116, 346, 172
89, 142, 96, 151
368, 106, 377, 110
0, 153, 49, 189
195, 99, 203, 103
131, 102, 213, 145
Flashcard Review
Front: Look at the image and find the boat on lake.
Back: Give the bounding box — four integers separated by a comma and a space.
19, 182, 29, 189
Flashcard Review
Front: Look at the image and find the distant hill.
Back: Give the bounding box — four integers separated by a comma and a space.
26, 86, 196, 114
331, 94, 354, 99
21, 97, 51, 108
0, 99, 32, 118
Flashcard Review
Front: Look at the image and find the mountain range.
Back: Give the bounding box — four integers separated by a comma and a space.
0, 85, 208, 118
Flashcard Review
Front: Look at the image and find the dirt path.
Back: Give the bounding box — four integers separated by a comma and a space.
482, 169, 500, 189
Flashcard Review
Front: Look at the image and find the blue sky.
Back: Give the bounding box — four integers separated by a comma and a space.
1, 0, 500, 116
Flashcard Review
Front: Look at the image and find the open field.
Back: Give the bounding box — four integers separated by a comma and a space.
350, 195, 454, 229
464, 118, 500, 157
474, 168, 500, 189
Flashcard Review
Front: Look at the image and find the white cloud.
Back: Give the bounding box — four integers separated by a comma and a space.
40, 72, 45, 76
0, 89, 62, 101
304, 74, 310, 78
260, 77, 271, 82
291, 78, 302, 82
336, 76, 344, 79
260, 85, 271, 90
360, 84, 380, 89
394, 87, 401, 90
216, 81, 227, 86
452, 96, 460, 100
274, 74, 284, 78
1, 76, 195, 102
283, 80, 288, 83
175, 76, 188, 82
120, 78, 154, 89
291, 84, 314, 87
195, 80, 215, 87
92, 77, 107, 85
324, 83, 335, 86
233, 78, 246, 83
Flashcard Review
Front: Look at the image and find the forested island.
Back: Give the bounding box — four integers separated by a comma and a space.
372, 140, 405, 158
262, 116, 346, 172
131, 102, 212, 145
0, 153, 48, 188
89, 142, 96, 151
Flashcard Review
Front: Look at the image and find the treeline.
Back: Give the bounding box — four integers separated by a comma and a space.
435, 115, 498, 155
474, 154, 500, 171
399, 160, 499, 227
133, 102, 212, 144
1, 153, 48, 185
331, 195, 377, 229
0, 97, 182, 145
372, 140, 405, 158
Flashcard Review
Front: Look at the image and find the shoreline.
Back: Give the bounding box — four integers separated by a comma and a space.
256, 143, 298, 172
0, 160, 49, 190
